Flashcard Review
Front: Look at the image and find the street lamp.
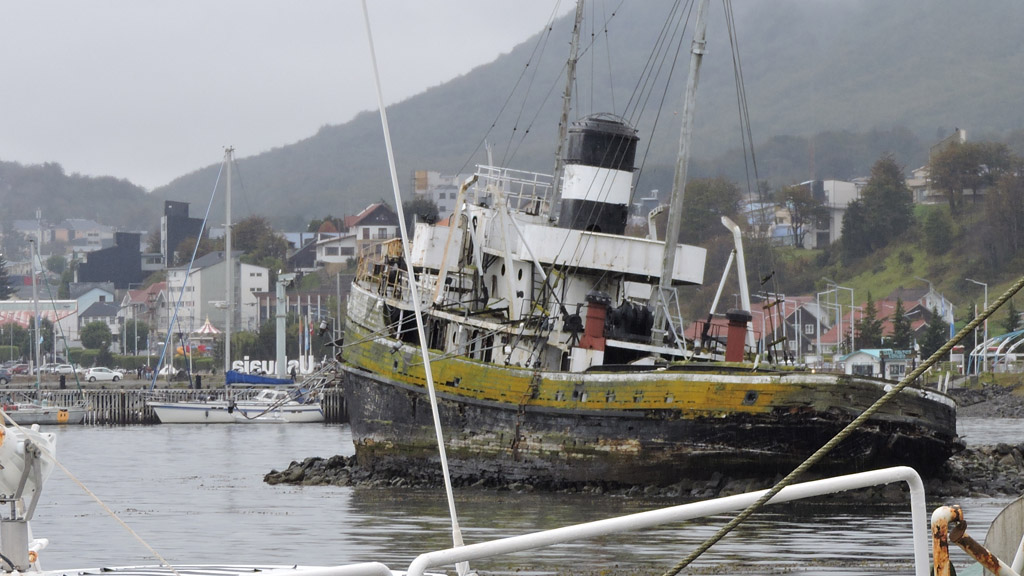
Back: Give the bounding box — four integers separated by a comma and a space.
966, 278, 988, 373
823, 278, 855, 353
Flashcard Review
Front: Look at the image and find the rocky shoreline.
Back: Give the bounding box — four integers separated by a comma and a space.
266, 384, 1024, 501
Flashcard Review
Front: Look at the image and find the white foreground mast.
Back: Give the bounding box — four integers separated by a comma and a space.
224, 147, 234, 374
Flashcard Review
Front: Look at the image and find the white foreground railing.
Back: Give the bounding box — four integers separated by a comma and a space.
283, 467, 930, 576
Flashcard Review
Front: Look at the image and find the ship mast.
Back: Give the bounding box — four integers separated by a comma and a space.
546, 0, 585, 221
652, 0, 710, 342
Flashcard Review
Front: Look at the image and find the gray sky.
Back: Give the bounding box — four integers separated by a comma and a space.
0, 1, 573, 190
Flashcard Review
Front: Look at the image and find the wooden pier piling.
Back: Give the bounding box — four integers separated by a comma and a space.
1, 388, 347, 425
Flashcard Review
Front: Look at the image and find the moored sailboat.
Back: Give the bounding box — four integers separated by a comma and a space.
2, 238, 88, 426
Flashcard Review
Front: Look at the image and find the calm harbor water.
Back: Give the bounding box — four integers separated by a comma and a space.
28, 417, 1015, 575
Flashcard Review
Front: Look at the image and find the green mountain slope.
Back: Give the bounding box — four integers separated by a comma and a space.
151, 0, 1024, 228
4, 0, 1024, 234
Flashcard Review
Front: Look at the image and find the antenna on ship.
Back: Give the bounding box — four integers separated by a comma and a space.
360, 4, 471, 575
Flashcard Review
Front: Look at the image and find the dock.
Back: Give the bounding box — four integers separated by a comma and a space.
1, 387, 348, 425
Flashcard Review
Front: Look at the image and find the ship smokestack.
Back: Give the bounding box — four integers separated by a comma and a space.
725, 309, 752, 363
578, 291, 611, 351
558, 114, 638, 235
569, 291, 612, 372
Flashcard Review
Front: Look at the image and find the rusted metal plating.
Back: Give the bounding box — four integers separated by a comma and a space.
932, 505, 1020, 576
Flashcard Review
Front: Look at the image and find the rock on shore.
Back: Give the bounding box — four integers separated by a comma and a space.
263, 442, 1024, 501
266, 384, 1024, 500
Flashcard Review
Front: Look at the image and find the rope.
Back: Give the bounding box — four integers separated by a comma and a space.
661, 274, 1024, 576
0, 414, 182, 576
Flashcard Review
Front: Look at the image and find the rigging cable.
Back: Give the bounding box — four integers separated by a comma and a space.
455, 2, 566, 177
0, 415, 183, 576
722, 0, 788, 363
149, 162, 225, 389
661, 273, 1024, 576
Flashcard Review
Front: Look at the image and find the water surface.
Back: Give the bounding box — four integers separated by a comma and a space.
31, 421, 1014, 575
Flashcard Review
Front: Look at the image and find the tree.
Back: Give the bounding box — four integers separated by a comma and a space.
775, 184, 827, 249
307, 215, 346, 234
3, 324, 29, 361
45, 254, 66, 275
58, 267, 74, 299
962, 305, 979, 353
38, 318, 54, 360
1004, 300, 1022, 333
146, 227, 162, 254
841, 155, 915, 260
124, 319, 150, 355
402, 197, 439, 238
81, 321, 113, 350
856, 294, 883, 347
840, 199, 870, 261
861, 154, 915, 247
233, 215, 289, 270
0, 252, 13, 300
890, 298, 913, 350
919, 307, 949, 361
174, 236, 218, 266
983, 162, 1024, 267
679, 178, 741, 245
922, 207, 955, 256
930, 140, 1012, 211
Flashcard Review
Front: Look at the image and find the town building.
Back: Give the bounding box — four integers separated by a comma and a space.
76, 232, 145, 289
165, 251, 269, 338
160, 201, 206, 267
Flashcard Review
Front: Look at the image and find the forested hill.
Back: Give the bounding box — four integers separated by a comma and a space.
151, 0, 1024, 229
5, 0, 1024, 232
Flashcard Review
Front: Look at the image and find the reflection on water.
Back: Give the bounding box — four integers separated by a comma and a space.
959, 417, 1024, 446
32, 424, 1014, 575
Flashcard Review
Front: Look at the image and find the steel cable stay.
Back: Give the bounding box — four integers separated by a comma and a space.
148, 161, 225, 390
0, 414, 183, 576
721, 0, 789, 364
661, 273, 1024, 576
28, 247, 87, 395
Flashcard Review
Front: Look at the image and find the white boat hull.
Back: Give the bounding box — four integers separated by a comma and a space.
148, 401, 324, 424
2, 404, 87, 425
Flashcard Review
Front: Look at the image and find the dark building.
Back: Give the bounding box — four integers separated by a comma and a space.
76, 232, 144, 289
162, 201, 206, 266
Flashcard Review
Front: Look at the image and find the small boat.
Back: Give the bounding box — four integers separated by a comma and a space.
7, 236, 89, 426
147, 375, 326, 424
1, 396, 87, 426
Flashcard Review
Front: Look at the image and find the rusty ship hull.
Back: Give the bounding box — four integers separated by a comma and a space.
340, 283, 961, 487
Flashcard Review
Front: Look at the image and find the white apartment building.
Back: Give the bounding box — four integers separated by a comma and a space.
165, 251, 269, 337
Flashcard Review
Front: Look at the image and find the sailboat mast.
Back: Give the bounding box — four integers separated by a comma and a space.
224, 147, 234, 374
546, 0, 584, 220
652, 0, 710, 341
30, 238, 40, 389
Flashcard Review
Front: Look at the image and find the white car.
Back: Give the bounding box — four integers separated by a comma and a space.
54, 364, 85, 375
85, 366, 121, 382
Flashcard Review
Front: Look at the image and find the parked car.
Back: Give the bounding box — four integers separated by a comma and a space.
0, 368, 11, 385
10, 363, 29, 375
34, 363, 59, 374
85, 366, 121, 382
53, 364, 85, 375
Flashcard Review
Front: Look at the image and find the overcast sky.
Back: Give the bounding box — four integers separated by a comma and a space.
0, 1, 574, 190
